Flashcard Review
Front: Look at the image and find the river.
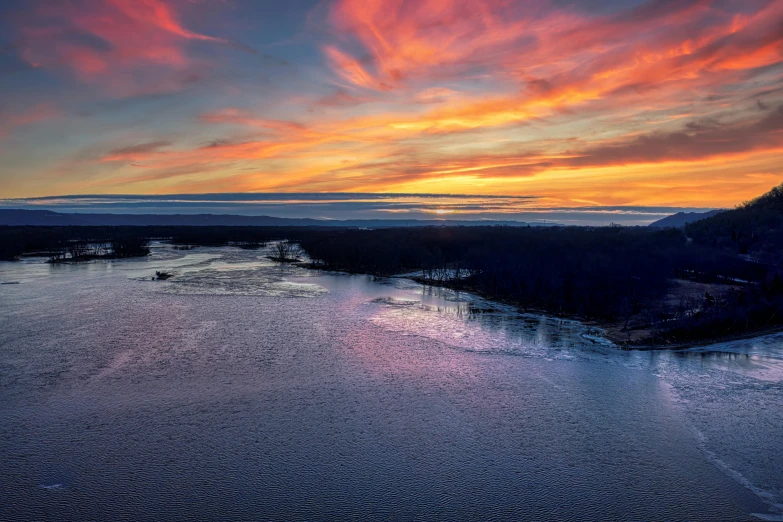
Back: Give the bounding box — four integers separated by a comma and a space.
1, 244, 782, 521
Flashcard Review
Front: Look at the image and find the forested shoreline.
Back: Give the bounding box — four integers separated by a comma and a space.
296, 226, 783, 347
2, 216, 782, 349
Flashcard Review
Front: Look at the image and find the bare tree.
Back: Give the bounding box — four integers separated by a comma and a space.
66, 241, 90, 260
269, 241, 303, 262
111, 237, 150, 258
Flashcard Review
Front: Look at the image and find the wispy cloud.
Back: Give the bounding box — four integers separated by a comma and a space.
16, 0, 231, 96
0, 103, 58, 137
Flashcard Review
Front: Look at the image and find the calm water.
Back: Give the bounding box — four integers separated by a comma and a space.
1, 244, 782, 521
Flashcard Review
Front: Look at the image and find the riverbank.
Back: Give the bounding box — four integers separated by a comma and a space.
46, 253, 150, 264
301, 262, 783, 351
4, 223, 779, 352
421, 276, 783, 351
603, 324, 783, 351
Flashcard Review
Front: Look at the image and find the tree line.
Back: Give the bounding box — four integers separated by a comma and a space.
2, 221, 781, 346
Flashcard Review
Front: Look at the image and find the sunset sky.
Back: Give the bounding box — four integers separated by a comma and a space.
1, 0, 782, 221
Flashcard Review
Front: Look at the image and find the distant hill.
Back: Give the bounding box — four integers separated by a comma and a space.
648, 210, 724, 228
0, 209, 320, 227
0, 209, 538, 228
686, 183, 783, 264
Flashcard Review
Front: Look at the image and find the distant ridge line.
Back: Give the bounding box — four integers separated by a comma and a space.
0, 209, 540, 227
648, 209, 724, 228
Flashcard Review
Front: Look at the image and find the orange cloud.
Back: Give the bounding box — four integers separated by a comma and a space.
325, 0, 782, 103
326, 0, 531, 90
100, 141, 173, 162
315, 0, 783, 148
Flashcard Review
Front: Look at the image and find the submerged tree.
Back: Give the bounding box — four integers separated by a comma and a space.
268, 241, 303, 262
111, 237, 151, 258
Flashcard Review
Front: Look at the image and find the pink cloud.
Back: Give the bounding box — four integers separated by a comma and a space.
0, 104, 59, 138
18, 0, 227, 96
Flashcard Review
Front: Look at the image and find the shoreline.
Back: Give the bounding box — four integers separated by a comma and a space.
300, 263, 783, 351
604, 325, 783, 351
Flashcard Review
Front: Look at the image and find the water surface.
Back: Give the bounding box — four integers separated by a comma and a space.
1, 245, 782, 520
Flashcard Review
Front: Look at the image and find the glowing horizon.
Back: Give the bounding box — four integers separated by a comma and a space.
1, 0, 782, 210
0, 192, 731, 226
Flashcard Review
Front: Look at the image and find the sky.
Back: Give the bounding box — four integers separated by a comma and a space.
0, 0, 782, 222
